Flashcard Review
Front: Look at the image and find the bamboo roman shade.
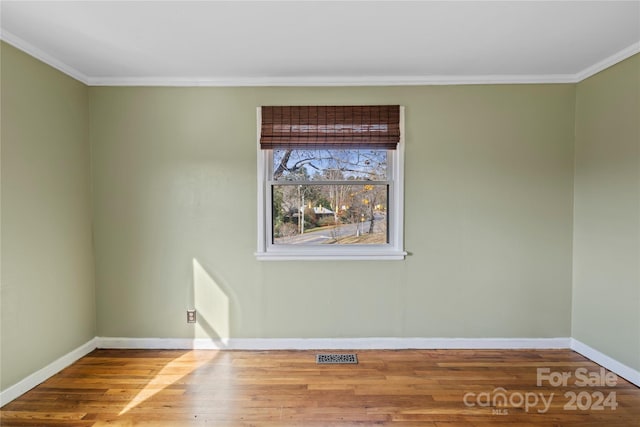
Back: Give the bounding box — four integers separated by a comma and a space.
260, 105, 400, 150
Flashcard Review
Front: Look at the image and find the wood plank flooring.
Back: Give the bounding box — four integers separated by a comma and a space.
1, 349, 639, 426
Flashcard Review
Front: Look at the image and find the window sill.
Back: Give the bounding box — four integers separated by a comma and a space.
255, 250, 407, 261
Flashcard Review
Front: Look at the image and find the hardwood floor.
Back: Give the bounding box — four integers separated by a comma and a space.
1, 349, 639, 426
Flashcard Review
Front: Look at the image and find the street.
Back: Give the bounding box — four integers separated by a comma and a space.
274, 214, 386, 245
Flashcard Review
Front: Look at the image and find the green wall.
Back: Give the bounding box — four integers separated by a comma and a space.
573, 54, 640, 371
1, 43, 95, 390
90, 85, 575, 340
6, 39, 637, 396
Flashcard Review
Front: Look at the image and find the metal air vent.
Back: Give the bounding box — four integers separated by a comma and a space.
316, 353, 358, 364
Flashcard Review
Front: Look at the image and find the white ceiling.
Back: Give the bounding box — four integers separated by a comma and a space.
1, 1, 639, 86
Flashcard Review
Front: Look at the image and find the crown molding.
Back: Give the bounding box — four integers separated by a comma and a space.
0, 29, 89, 84
87, 74, 578, 87
2, 30, 638, 87
575, 41, 640, 82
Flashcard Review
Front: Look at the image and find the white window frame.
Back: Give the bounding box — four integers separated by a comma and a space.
255, 106, 406, 261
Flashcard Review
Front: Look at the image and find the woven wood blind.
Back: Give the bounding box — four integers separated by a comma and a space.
260, 105, 400, 150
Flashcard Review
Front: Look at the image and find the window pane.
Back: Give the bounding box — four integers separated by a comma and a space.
272, 149, 387, 181
272, 184, 388, 245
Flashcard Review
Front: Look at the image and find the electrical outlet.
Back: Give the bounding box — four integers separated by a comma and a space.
187, 310, 196, 323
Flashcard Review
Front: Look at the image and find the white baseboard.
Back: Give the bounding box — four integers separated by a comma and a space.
0, 338, 97, 406
570, 338, 640, 387
96, 336, 571, 351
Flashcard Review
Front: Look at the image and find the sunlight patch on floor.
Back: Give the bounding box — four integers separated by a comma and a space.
118, 351, 218, 415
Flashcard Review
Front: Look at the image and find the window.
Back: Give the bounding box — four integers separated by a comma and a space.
256, 105, 406, 260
